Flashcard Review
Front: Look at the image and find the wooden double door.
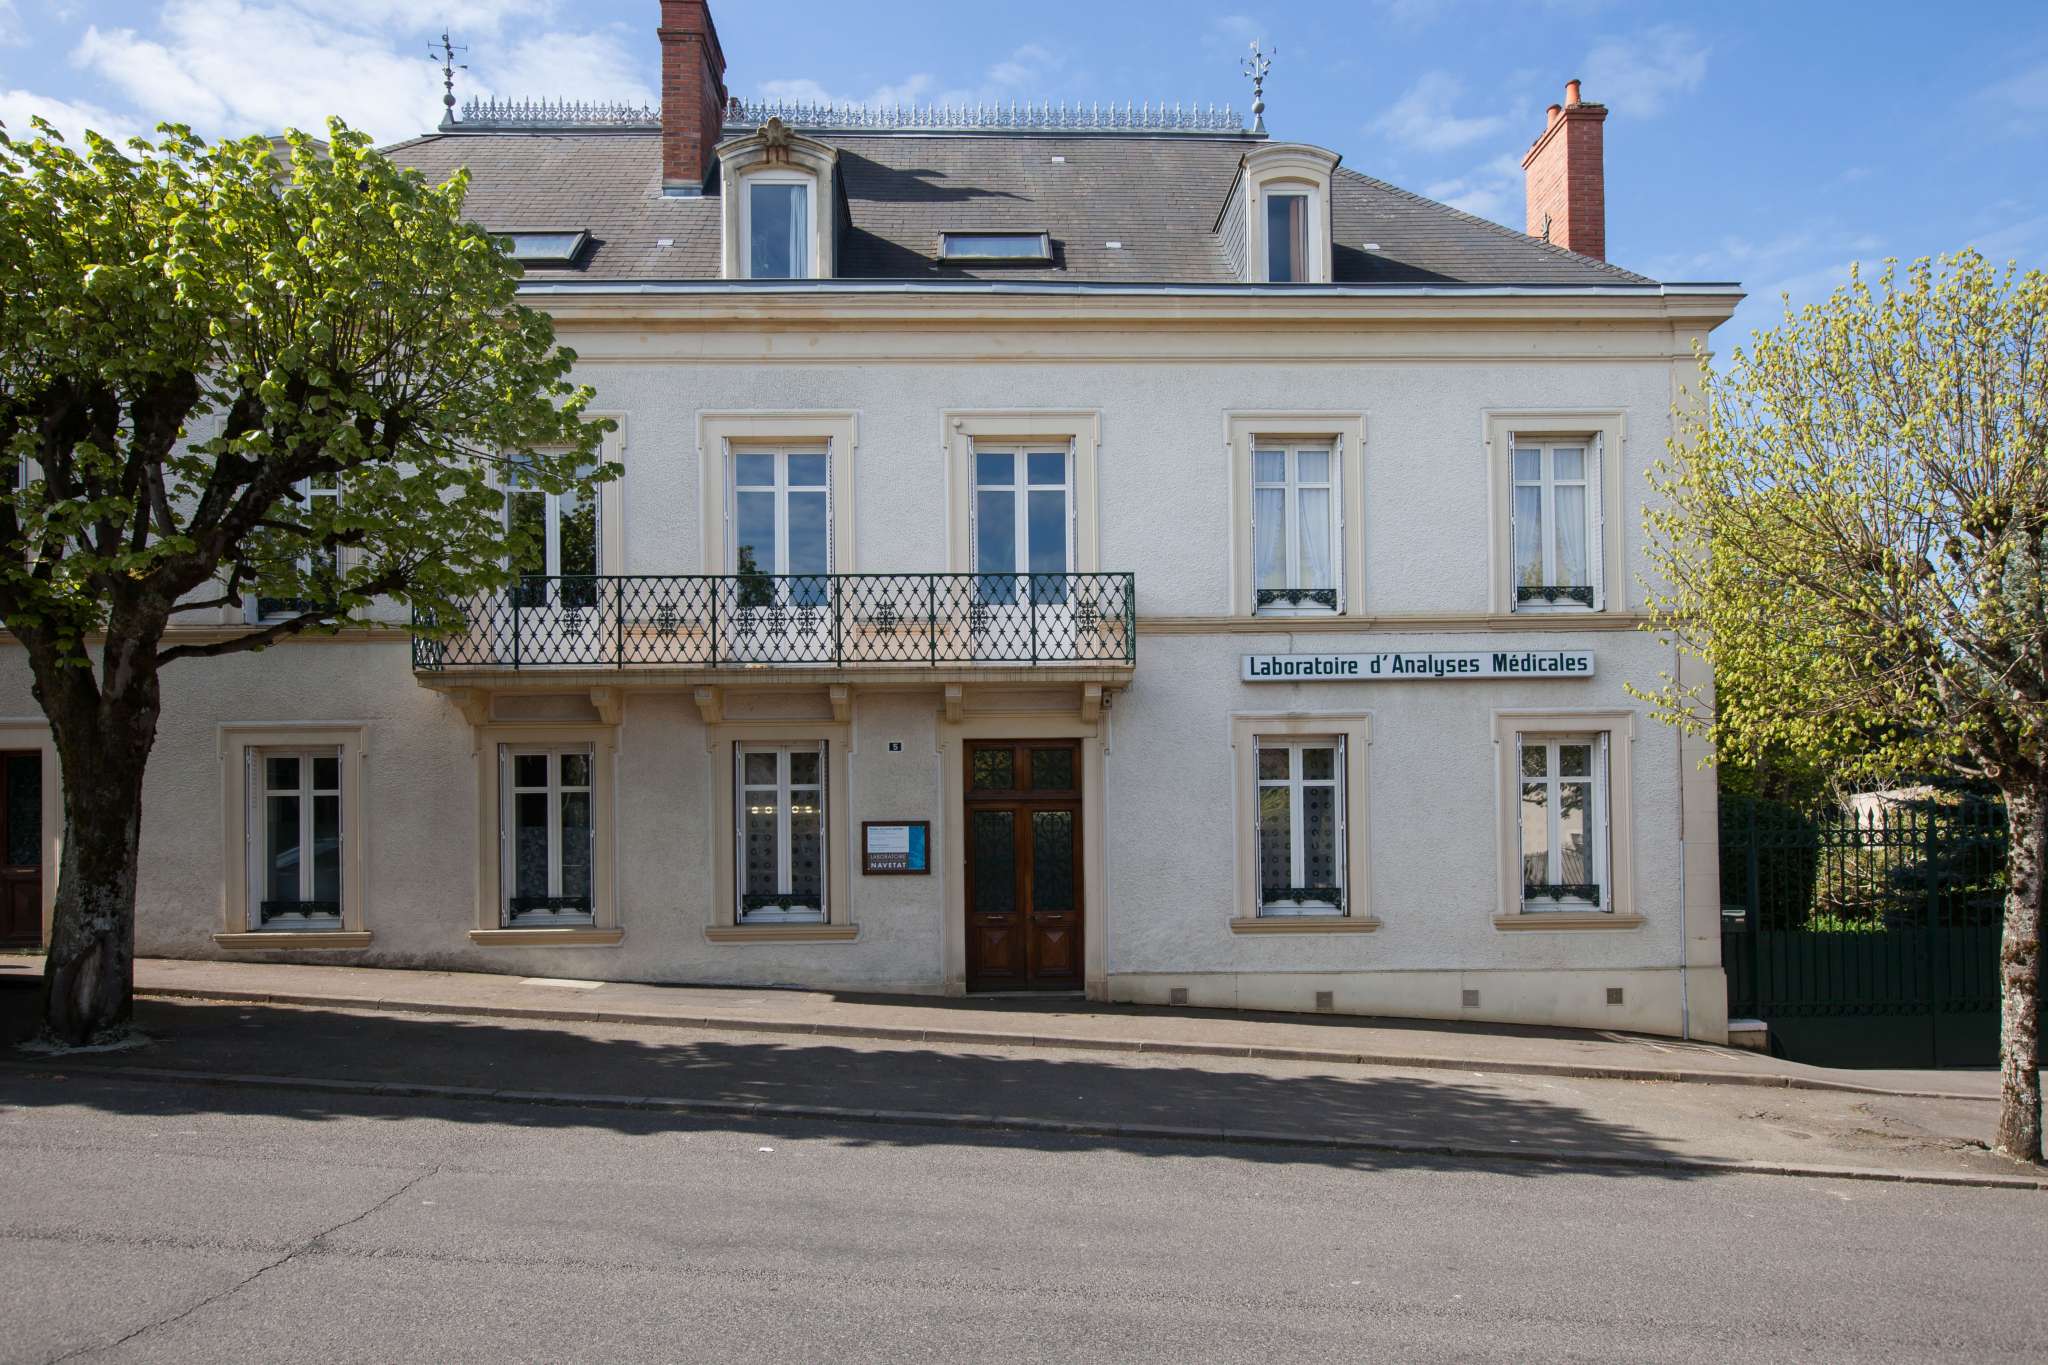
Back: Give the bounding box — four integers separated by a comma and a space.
0, 752, 42, 949
964, 739, 1082, 992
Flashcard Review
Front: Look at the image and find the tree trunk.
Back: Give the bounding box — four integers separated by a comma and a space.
1995, 775, 2045, 1163
32, 631, 163, 1046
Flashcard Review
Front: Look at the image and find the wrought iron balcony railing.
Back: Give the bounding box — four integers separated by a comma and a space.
412, 572, 1137, 670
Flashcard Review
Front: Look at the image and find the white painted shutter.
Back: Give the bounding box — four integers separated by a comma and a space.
1588, 433, 1606, 611
1504, 432, 1519, 612
1333, 435, 1347, 613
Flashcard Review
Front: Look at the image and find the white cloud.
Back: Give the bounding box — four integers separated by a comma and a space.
1372, 71, 1508, 153
1579, 25, 1707, 118
0, 88, 147, 146
1421, 152, 1524, 225
1975, 61, 2048, 136
68, 0, 649, 145
757, 44, 1072, 114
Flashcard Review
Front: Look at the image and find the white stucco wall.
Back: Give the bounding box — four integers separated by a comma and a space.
0, 303, 1731, 1038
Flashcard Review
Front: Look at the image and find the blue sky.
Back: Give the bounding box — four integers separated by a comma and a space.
3, 1, 2044, 343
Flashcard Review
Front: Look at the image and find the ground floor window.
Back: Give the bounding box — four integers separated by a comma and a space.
250, 748, 342, 930
737, 742, 826, 923
501, 745, 595, 926
1255, 736, 1346, 915
1518, 733, 1608, 909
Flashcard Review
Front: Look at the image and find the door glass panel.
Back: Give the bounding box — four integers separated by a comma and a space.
789, 797, 823, 905
1302, 786, 1338, 890
312, 754, 339, 790
735, 453, 776, 487
264, 793, 300, 904
5, 754, 38, 867
513, 791, 549, 900
1027, 487, 1068, 600
559, 485, 597, 589
970, 810, 1016, 914
788, 490, 829, 576
1557, 780, 1589, 885
311, 793, 341, 907
788, 749, 820, 786
506, 486, 546, 581
560, 751, 591, 788
976, 487, 1017, 598
1031, 810, 1075, 912
514, 753, 549, 788
1257, 746, 1289, 780
1300, 745, 1335, 781
1253, 486, 1286, 589
735, 490, 775, 575
743, 792, 779, 899
1257, 785, 1291, 899
787, 454, 828, 487
1513, 483, 1544, 587
559, 791, 592, 902
1028, 747, 1074, 792
1520, 782, 1549, 884
971, 748, 1014, 791
266, 755, 300, 792
743, 751, 777, 785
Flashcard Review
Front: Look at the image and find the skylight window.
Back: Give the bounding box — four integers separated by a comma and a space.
501, 231, 589, 267
939, 232, 1052, 263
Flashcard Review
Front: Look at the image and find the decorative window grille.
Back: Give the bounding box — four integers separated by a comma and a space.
1254, 737, 1346, 915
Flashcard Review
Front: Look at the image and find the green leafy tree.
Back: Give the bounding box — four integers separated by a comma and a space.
0, 118, 613, 1044
1641, 252, 2046, 1161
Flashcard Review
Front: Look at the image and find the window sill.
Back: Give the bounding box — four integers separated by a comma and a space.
214, 931, 372, 950
468, 927, 624, 947
1493, 912, 1644, 931
1229, 916, 1380, 935
705, 923, 859, 944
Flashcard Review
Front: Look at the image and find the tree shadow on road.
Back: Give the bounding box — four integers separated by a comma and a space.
0, 997, 1710, 1179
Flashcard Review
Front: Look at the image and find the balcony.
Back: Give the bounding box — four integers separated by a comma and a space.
412, 572, 1137, 673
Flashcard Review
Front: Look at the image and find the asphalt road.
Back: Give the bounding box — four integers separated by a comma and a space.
3, 1071, 2045, 1364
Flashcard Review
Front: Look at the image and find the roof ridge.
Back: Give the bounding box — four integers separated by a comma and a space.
1332, 165, 1655, 285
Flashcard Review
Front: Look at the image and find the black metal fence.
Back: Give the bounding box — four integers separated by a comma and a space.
412, 572, 1138, 670
1720, 795, 2011, 1067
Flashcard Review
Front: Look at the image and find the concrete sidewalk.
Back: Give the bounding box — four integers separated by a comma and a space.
0, 954, 2005, 1101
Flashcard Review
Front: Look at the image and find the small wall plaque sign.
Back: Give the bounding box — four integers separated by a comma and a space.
862, 821, 930, 875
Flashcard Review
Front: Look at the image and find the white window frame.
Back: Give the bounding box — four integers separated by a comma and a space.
734, 741, 829, 925
1250, 441, 1343, 614
1491, 709, 1639, 929
1508, 433, 1604, 612
1516, 732, 1609, 911
250, 474, 340, 623
1262, 187, 1317, 284
504, 453, 601, 581
969, 443, 1075, 579
740, 171, 816, 280
1254, 735, 1348, 916
247, 746, 345, 932
727, 446, 833, 576
498, 744, 597, 927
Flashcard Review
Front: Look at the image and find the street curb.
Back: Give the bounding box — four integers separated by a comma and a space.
7, 1058, 2043, 1192
134, 985, 2002, 1104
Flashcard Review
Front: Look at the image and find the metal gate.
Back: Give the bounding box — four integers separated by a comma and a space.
1720, 796, 2009, 1068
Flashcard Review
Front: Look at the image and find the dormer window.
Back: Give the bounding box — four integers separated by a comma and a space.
717, 117, 838, 280
744, 176, 812, 278
1226, 143, 1342, 285
1265, 192, 1310, 282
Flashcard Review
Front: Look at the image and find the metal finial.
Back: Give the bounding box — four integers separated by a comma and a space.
432, 30, 468, 127
1240, 41, 1272, 134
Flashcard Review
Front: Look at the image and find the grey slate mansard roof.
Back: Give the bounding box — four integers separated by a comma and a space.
382, 127, 1660, 288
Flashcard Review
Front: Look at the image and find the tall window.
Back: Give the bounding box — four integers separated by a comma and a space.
973, 447, 1071, 604
255, 474, 340, 621
1252, 443, 1339, 612
1255, 737, 1346, 915
1510, 436, 1601, 609
1265, 191, 1310, 282
506, 454, 598, 608
501, 746, 595, 925
745, 178, 811, 279
250, 749, 342, 930
1518, 734, 1608, 909
737, 743, 826, 923
732, 449, 830, 581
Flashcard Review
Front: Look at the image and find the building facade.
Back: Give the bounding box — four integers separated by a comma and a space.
0, 0, 1741, 1039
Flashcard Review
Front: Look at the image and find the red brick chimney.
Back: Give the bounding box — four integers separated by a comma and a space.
1520, 78, 1607, 261
659, 0, 727, 195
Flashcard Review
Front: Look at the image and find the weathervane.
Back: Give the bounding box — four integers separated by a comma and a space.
432, 29, 468, 128
1240, 41, 1273, 134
